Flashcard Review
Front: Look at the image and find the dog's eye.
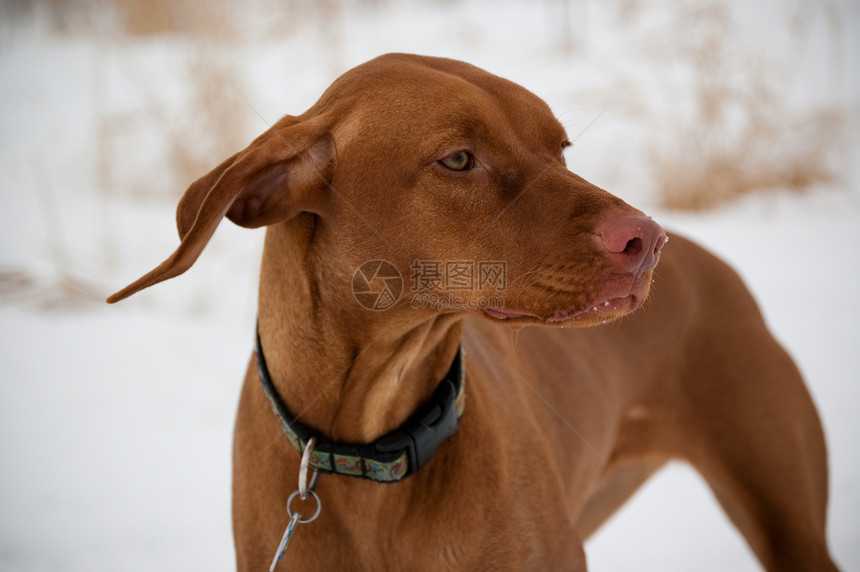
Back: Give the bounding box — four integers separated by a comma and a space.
439, 151, 474, 171
560, 140, 571, 158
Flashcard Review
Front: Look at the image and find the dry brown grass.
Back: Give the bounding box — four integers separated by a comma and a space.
653, 108, 840, 211
10, 0, 253, 202
18, 0, 234, 36
638, 1, 843, 211
162, 48, 251, 195
1, 0, 257, 308
93, 3, 250, 201
0, 268, 103, 310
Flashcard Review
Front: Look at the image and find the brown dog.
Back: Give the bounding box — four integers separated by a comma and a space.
108, 54, 838, 570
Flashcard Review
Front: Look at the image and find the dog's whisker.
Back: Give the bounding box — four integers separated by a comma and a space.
571, 107, 608, 145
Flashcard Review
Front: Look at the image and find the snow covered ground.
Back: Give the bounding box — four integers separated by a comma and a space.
2, 1, 858, 570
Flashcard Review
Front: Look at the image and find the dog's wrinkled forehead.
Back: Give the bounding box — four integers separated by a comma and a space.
321, 54, 567, 154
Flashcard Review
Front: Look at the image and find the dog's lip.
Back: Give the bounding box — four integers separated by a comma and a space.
483, 306, 540, 320
483, 294, 638, 324
544, 294, 635, 323
484, 271, 655, 325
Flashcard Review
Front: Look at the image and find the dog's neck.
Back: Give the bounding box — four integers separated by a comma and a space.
256, 218, 464, 443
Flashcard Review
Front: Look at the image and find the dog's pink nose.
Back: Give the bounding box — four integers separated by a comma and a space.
598, 214, 667, 275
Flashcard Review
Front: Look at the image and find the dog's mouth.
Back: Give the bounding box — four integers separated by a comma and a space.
546, 293, 638, 323
483, 306, 542, 321
484, 294, 638, 325
483, 272, 653, 326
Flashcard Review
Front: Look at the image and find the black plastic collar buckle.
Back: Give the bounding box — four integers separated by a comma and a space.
374, 376, 459, 476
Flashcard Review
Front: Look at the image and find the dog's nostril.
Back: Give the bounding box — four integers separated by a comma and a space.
623, 237, 643, 257
598, 214, 665, 274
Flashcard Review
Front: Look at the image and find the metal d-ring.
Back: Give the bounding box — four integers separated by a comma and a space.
298, 436, 320, 500
287, 489, 322, 524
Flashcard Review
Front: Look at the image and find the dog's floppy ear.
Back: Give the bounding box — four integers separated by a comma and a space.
106, 114, 335, 304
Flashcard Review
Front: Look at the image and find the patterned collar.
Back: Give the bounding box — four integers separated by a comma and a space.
255, 330, 466, 483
